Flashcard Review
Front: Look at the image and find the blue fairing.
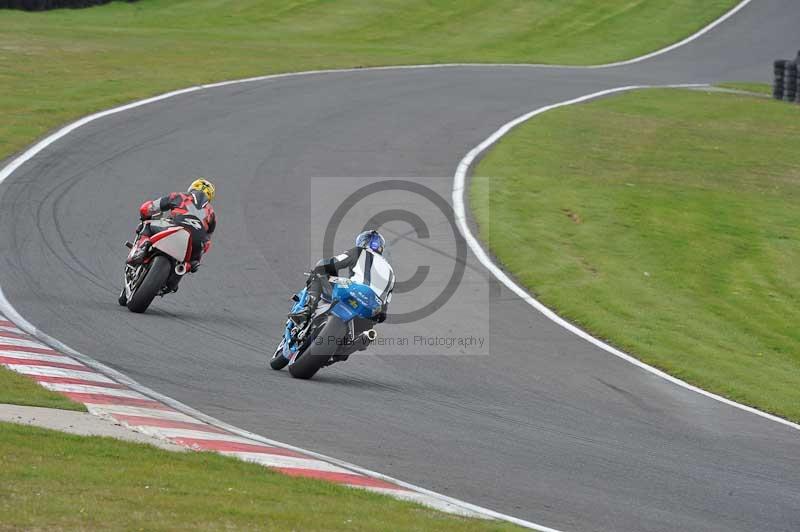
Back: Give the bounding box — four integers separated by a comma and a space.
281, 288, 309, 359
279, 281, 381, 361
331, 281, 382, 321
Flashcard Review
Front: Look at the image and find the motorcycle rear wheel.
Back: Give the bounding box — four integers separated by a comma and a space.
126, 256, 171, 314
288, 315, 346, 380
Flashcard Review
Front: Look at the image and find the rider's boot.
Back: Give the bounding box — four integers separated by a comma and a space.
289, 293, 319, 326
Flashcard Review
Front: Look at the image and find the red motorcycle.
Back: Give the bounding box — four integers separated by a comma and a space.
118, 218, 194, 313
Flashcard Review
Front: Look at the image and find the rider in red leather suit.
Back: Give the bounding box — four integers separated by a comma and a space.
131, 179, 216, 291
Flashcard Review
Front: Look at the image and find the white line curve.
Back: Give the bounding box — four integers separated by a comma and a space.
587, 0, 753, 68
451, 84, 800, 434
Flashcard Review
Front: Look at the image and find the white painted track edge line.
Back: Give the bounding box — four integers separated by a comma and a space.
588, 0, 754, 68
0, 292, 560, 532
452, 83, 800, 434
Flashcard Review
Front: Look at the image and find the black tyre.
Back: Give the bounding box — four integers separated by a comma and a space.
270, 338, 289, 370
288, 315, 346, 380
126, 256, 171, 313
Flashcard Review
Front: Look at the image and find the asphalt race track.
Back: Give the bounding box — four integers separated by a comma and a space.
2, 2, 800, 531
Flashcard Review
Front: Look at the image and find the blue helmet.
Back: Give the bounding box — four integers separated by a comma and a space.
356, 230, 385, 254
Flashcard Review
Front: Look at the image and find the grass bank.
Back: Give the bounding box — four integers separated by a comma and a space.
0, 422, 521, 531
0, 369, 85, 411
472, 88, 800, 422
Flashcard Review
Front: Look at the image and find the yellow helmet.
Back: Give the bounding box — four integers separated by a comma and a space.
188, 178, 215, 202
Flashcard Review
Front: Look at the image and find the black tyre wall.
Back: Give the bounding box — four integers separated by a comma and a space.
288, 315, 347, 380
784, 62, 798, 102
774, 59, 787, 100
126, 256, 171, 314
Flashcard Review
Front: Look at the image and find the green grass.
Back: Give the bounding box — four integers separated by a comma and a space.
717, 82, 772, 95
0, 368, 86, 411
0, 0, 737, 159
473, 88, 800, 422
0, 422, 521, 531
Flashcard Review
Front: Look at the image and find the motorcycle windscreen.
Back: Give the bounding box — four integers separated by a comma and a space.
150, 227, 190, 261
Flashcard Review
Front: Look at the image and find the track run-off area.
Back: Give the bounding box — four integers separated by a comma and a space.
1, 1, 799, 531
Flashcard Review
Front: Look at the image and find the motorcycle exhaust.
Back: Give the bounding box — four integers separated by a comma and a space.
354, 329, 377, 351
174, 262, 188, 276
336, 329, 379, 359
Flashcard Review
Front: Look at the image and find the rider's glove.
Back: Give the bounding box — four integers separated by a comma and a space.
139, 201, 152, 221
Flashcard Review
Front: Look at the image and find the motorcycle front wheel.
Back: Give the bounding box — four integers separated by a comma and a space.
269, 338, 289, 370
288, 315, 346, 380
126, 256, 171, 314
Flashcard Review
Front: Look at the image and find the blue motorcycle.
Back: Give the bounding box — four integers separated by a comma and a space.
270, 276, 381, 379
